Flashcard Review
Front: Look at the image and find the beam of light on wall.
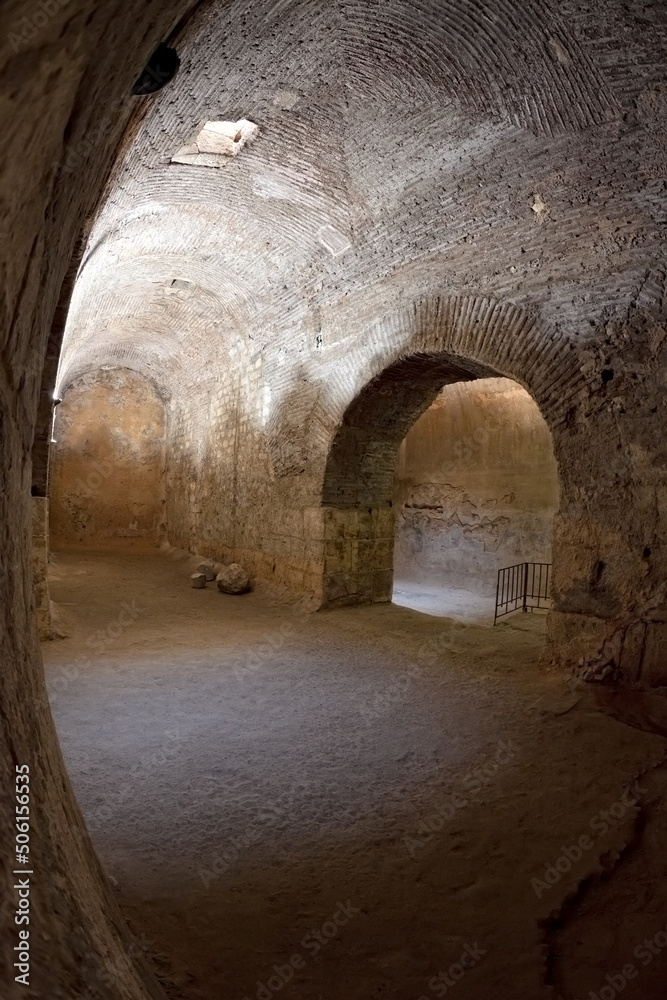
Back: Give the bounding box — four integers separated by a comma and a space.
261, 384, 273, 427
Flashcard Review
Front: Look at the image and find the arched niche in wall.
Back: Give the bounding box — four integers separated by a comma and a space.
50, 368, 167, 548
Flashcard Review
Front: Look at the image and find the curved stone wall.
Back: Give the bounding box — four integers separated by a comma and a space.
0, 3, 195, 997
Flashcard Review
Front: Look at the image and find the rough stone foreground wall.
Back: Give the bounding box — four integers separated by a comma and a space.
393, 379, 559, 596
0, 2, 193, 998
31, 498, 53, 640
50, 369, 166, 546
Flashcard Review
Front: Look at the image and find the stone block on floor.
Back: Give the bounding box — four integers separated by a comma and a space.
216, 564, 251, 594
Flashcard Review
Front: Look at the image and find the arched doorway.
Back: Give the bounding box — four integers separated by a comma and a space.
393, 376, 559, 621
320, 333, 562, 625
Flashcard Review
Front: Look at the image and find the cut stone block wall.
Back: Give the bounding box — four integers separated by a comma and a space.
322, 507, 395, 607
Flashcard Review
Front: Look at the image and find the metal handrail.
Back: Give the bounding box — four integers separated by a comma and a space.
494, 562, 551, 624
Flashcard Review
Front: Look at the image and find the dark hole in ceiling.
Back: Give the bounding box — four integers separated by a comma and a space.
132, 43, 180, 96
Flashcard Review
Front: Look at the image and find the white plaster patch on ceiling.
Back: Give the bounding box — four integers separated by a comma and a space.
120, 202, 169, 224
252, 164, 323, 206
531, 193, 549, 220
273, 89, 300, 110
261, 384, 273, 426
172, 119, 258, 167
548, 36, 571, 64
165, 278, 195, 296
318, 224, 351, 257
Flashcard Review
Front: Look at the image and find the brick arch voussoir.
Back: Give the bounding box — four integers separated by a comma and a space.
406, 296, 585, 428
322, 295, 583, 508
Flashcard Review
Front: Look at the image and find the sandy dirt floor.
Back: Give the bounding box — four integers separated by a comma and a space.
42, 547, 667, 1000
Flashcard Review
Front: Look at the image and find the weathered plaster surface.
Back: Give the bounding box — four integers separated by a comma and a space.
50, 369, 166, 546
393, 378, 559, 597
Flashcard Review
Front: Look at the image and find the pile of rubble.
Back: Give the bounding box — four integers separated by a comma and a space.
191, 562, 251, 594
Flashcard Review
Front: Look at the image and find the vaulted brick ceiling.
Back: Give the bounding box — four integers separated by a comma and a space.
57, 0, 667, 397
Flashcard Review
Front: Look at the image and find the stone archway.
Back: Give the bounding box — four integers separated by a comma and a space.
319, 295, 667, 687
320, 296, 573, 610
